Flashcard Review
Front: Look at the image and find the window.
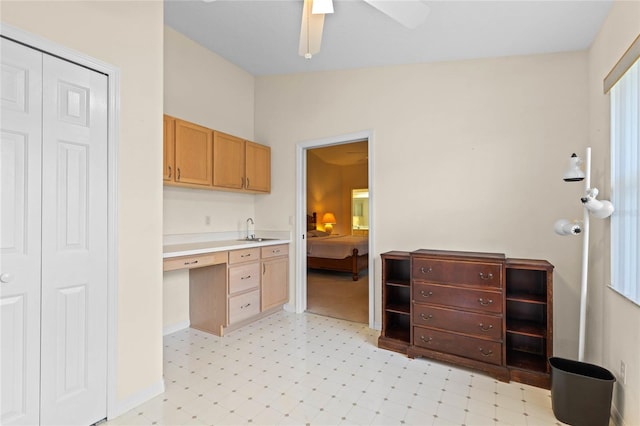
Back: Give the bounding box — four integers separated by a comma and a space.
610, 56, 640, 305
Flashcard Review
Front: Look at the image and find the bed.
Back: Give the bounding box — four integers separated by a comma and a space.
306, 213, 369, 281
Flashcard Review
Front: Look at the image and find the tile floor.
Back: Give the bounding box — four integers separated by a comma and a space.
107, 311, 561, 426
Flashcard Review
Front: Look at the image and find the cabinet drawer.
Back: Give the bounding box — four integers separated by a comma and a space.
229, 247, 260, 264
413, 326, 502, 366
413, 282, 502, 314
228, 289, 260, 324
412, 258, 502, 288
261, 244, 288, 259
413, 304, 502, 341
163, 251, 227, 271
228, 262, 260, 294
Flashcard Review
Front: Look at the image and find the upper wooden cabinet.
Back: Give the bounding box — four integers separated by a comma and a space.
164, 115, 213, 187
163, 114, 271, 193
213, 131, 245, 190
245, 141, 271, 193
163, 115, 175, 182
174, 119, 213, 186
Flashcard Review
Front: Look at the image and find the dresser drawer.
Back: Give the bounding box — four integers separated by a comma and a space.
228, 262, 260, 294
413, 282, 502, 314
163, 251, 227, 271
228, 289, 260, 324
413, 326, 502, 365
412, 258, 502, 288
261, 244, 288, 259
229, 247, 260, 264
413, 304, 502, 341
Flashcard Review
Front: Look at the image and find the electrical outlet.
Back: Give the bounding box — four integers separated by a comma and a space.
205, 215, 211, 225
620, 360, 626, 385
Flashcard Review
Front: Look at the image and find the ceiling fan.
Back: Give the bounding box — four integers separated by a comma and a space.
299, 0, 431, 59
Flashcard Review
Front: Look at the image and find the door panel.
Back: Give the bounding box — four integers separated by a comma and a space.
0, 37, 43, 426
40, 52, 108, 426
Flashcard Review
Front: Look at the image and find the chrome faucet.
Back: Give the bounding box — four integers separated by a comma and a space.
246, 217, 255, 240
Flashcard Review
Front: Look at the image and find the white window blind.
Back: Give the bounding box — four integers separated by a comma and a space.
610, 58, 640, 304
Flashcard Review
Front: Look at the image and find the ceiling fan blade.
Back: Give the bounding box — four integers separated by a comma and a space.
299, 0, 326, 58
362, 0, 430, 29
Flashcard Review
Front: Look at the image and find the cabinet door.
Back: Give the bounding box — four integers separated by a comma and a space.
213, 131, 244, 189
261, 257, 288, 310
245, 141, 270, 193
174, 119, 212, 186
163, 115, 175, 181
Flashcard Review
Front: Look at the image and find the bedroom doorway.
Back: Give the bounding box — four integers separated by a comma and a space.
300, 137, 372, 325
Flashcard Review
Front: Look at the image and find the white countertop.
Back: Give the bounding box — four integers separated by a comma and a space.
163, 231, 291, 259
163, 238, 290, 259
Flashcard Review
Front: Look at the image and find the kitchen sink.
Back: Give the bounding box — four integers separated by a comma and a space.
236, 237, 279, 242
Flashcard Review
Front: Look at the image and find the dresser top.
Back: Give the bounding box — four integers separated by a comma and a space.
412, 249, 506, 262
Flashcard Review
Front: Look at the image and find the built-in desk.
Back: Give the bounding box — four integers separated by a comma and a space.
163, 238, 290, 336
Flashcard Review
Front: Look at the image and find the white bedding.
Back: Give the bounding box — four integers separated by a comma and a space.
306, 235, 369, 259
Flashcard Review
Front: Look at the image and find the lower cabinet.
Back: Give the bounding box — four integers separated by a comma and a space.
261, 244, 289, 311
171, 244, 289, 337
379, 249, 554, 389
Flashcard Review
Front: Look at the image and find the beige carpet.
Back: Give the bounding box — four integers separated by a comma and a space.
306, 269, 369, 324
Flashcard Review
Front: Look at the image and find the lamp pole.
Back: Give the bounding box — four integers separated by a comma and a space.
578, 147, 591, 362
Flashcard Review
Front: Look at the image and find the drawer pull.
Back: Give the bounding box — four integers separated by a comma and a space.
241, 303, 251, 309
241, 275, 252, 280
420, 336, 433, 344
478, 298, 493, 306
420, 290, 433, 298
184, 260, 199, 265
478, 323, 493, 331
273, 249, 280, 254
420, 267, 433, 274
478, 347, 493, 357
420, 313, 433, 321
241, 253, 252, 258
168, 166, 172, 178
479, 272, 493, 280
177, 168, 181, 180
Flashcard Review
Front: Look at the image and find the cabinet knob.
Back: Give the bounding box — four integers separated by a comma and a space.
478, 323, 493, 331
420, 267, 432, 274
420, 336, 433, 344
477, 298, 493, 306
420, 290, 433, 298
478, 348, 493, 357
479, 272, 493, 280
420, 313, 433, 321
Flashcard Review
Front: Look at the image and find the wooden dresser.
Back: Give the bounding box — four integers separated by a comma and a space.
379, 249, 554, 388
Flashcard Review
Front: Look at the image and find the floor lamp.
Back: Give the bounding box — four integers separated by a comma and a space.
555, 147, 614, 361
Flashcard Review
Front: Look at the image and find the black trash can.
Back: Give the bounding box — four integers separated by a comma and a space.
549, 357, 616, 426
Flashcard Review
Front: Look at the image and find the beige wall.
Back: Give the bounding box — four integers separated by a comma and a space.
255, 52, 589, 359
307, 151, 343, 232
1, 0, 164, 412
587, 1, 640, 423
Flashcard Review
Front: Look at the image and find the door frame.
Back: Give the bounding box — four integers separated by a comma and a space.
0, 24, 120, 420
295, 130, 376, 329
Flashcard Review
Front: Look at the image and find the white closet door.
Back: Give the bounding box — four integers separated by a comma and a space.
39, 53, 108, 425
0, 37, 43, 426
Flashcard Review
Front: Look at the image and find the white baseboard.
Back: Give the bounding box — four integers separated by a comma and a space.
108, 379, 165, 420
163, 320, 190, 336
283, 303, 296, 313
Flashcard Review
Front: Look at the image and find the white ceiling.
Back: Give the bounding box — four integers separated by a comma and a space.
164, 0, 613, 76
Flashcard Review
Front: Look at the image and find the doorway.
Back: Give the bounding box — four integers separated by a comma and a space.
295, 130, 375, 328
